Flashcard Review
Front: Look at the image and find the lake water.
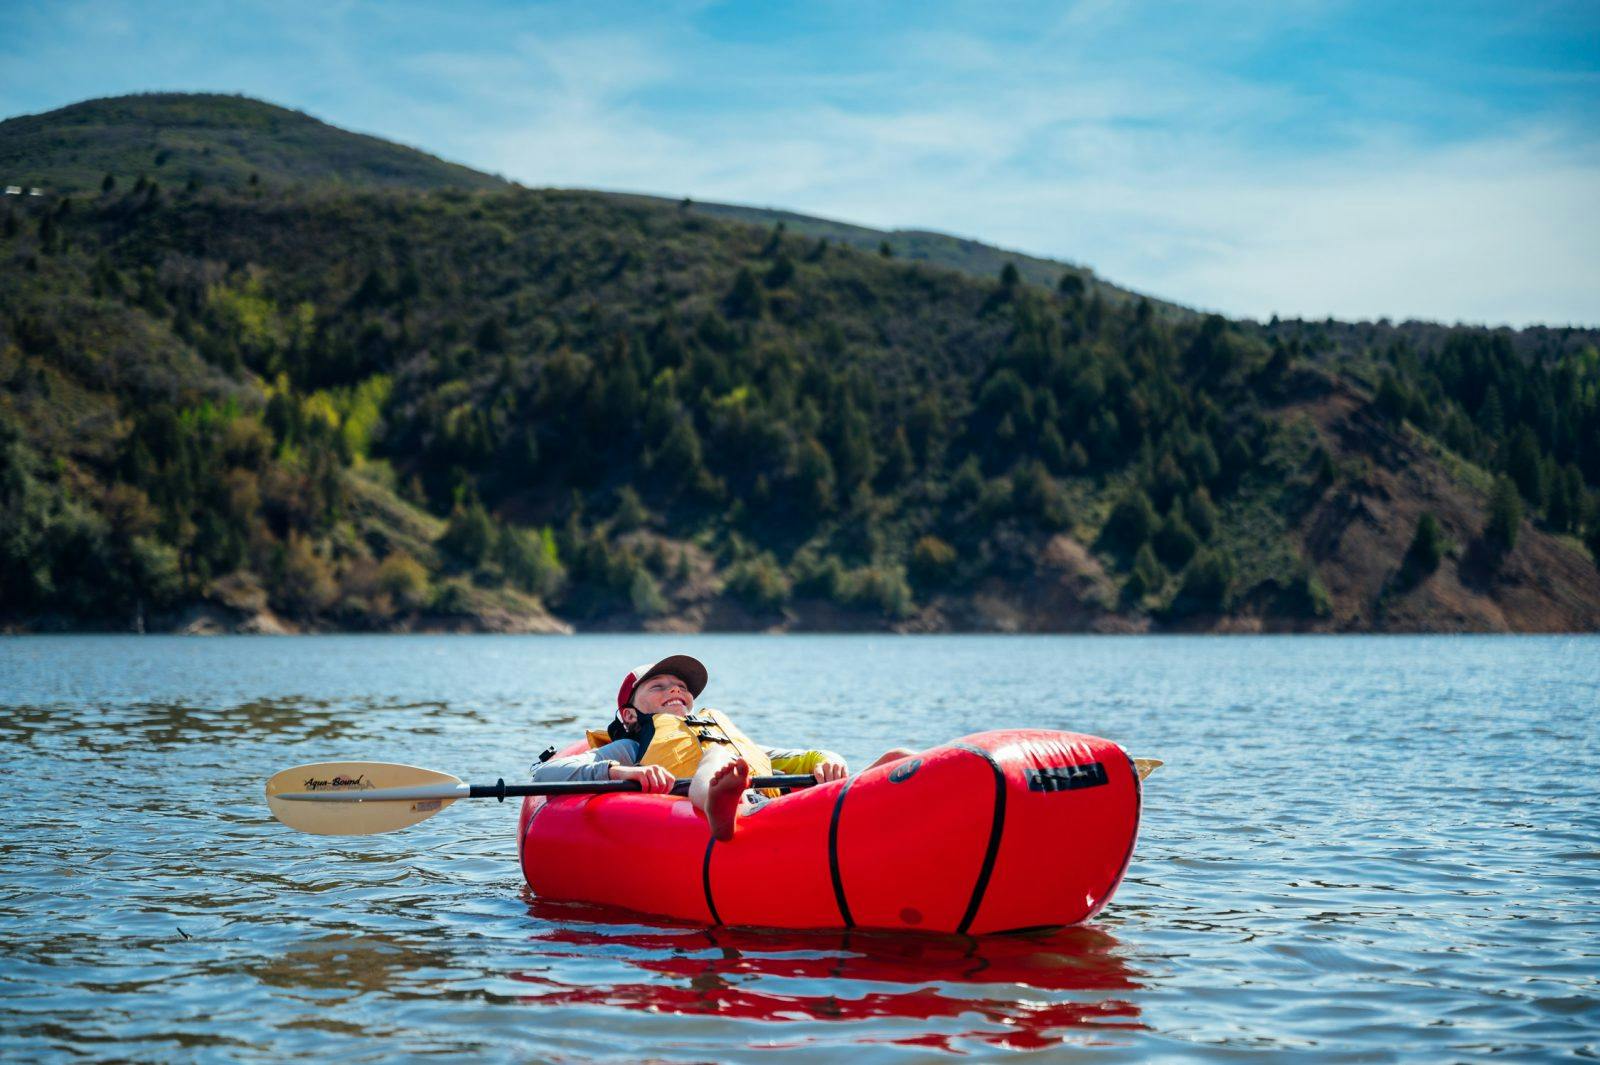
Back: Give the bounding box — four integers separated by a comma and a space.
1, 634, 1596, 1061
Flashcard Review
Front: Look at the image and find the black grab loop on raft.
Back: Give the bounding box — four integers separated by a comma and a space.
1027, 762, 1108, 793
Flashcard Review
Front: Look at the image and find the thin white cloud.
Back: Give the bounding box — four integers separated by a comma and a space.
4, 2, 1595, 325
452, 19, 1599, 326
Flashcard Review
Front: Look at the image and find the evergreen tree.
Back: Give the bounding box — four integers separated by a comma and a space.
1485, 475, 1522, 553
1184, 488, 1218, 541
878, 426, 915, 488
611, 485, 648, 531
1170, 548, 1234, 615
1402, 512, 1444, 581
764, 254, 796, 288
654, 417, 705, 488
761, 222, 786, 257
441, 495, 496, 566
1153, 509, 1199, 569
475, 316, 506, 353
797, 437, 836, 511
1039, 423, 1069, 474
1505, 426, 1545, 508
725, 268, 765, 318
1103, 490, 1157, 552
1124, 544, 1166, 602
1375, 371, 1410, 422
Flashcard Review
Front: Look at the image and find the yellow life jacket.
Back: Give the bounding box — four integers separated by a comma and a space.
586, 708, 779, 797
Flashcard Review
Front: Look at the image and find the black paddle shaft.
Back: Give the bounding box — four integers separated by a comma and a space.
467, 774, 819, 801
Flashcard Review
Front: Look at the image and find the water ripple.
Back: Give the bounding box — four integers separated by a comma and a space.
1, 634, 1597, 1061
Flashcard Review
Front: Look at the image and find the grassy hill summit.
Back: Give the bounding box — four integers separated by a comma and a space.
0, 93, 509, 196
2, 92, 1598, 634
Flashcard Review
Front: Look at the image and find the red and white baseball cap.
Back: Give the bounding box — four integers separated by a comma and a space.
616, 654, 708, 711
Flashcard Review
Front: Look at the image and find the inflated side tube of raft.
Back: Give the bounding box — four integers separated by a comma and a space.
517, 729, 1141, 935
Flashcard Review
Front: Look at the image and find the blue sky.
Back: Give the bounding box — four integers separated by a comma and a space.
4, 1, 1597, 326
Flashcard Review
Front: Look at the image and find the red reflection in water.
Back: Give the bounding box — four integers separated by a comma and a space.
513, 896, 1145, 1051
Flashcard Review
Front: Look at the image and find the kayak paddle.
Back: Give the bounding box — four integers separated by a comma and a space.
265, 761, 819, 836
267, 756, 1164, 836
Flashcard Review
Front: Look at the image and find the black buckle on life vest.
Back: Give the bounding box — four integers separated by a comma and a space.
1027, 761, 1108, 793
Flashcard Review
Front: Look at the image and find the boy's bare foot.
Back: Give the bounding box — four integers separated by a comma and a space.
705, 756, 749, 842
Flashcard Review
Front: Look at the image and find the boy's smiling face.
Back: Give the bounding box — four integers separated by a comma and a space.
621, 673, 694, 726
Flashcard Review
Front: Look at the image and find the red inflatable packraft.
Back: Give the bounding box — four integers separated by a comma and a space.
518, 728, 1141, 934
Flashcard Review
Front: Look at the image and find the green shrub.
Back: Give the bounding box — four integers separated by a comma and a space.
724, 551, 790, 610
611, 485, 648, 532
909, 535, 958, 587
1169, 548, 1234, 616
496, 524, 564, 599
840, 563, 914, 619
440, 495, 495, 566
431, 576, 473, 615
1014, 460, 1069, 529
791, 549, 847, 600
275, 533, 338, 616
1280, 561, 1332, 617
948, 456, 983, 506
129, 535, 182, 608
629, 567, 667, 616
378, 550, 432, 610
975, 474, 1014, 521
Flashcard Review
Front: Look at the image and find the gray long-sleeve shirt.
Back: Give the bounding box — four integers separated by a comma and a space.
530, 738, 836, 783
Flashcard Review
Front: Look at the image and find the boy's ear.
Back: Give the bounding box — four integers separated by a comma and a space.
619, 705, 638, 726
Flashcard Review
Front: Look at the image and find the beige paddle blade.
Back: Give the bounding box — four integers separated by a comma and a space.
266, 761, 464, 836
1134, 758, 1163, 781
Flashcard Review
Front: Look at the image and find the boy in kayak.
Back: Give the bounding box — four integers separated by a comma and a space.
532, 654, 914, 841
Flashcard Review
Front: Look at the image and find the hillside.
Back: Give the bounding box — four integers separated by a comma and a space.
604, 193, 1188, 320
0, 93, 508, 196
2, 93, 1597, 634
3, 94, 1172, 309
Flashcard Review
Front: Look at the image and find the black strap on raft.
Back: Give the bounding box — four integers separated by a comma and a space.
828, 776, 858, 927
702, 837, 722, 925
536, 746, 556, 763
952, 743, 1008, 936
